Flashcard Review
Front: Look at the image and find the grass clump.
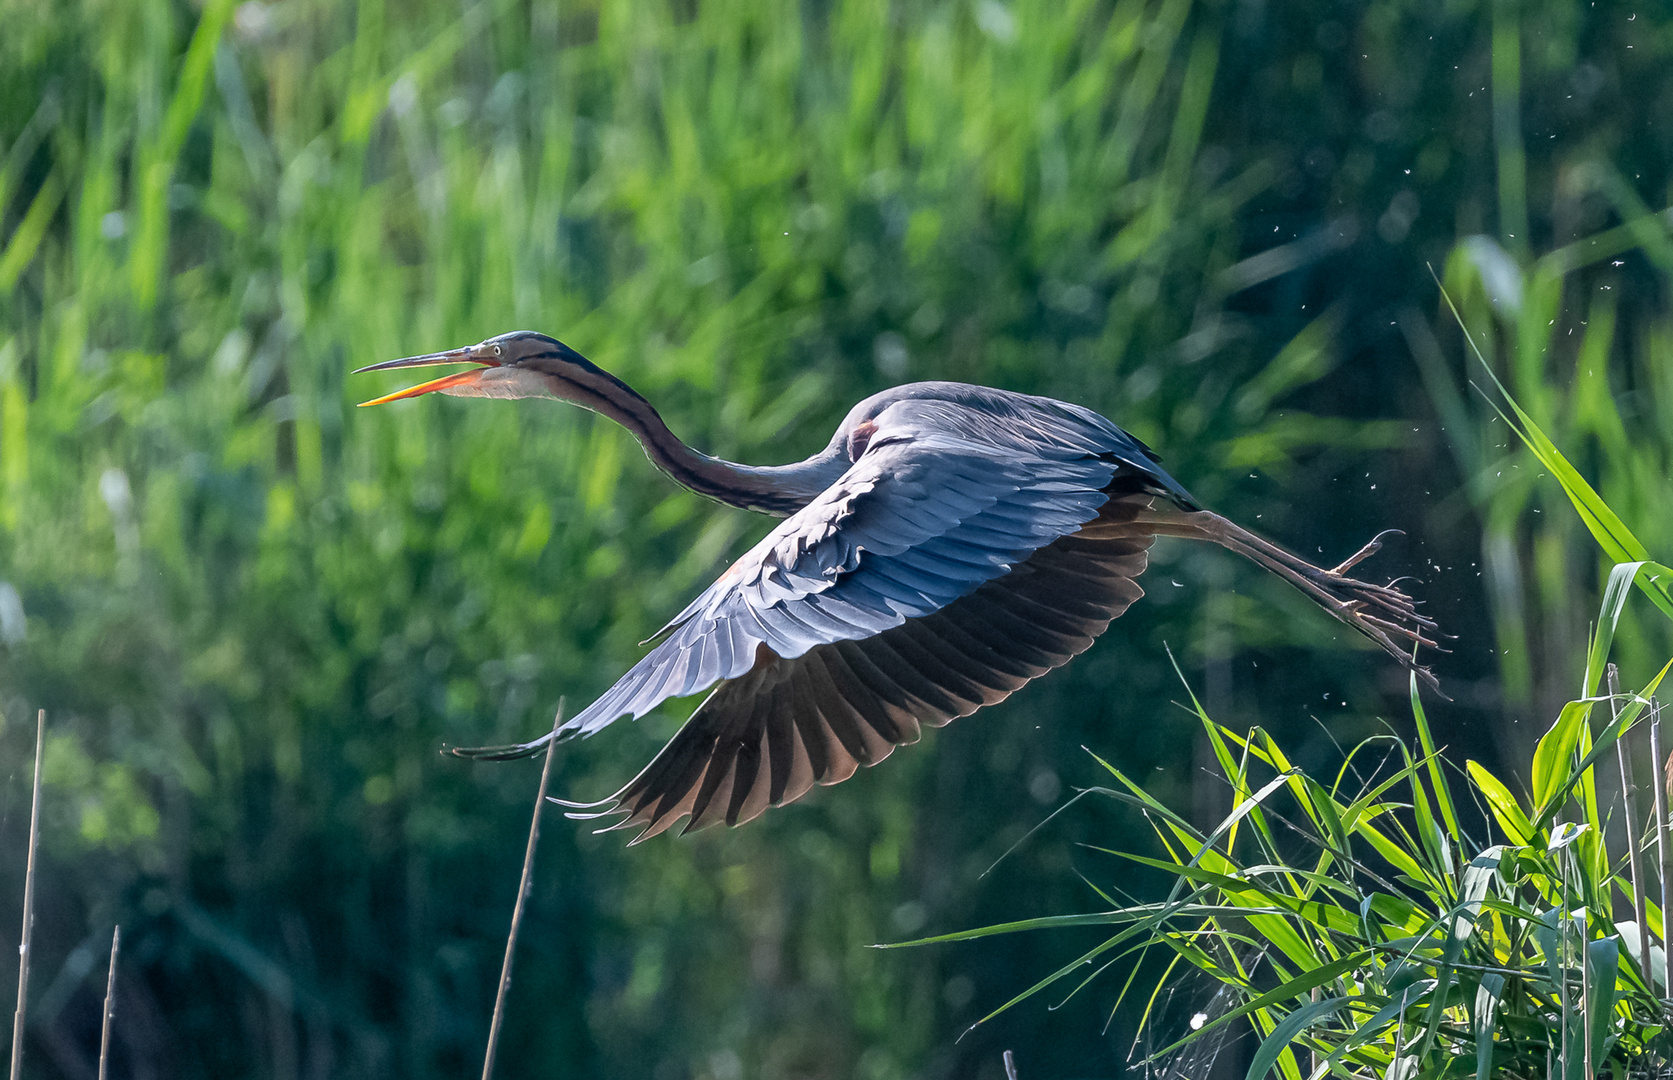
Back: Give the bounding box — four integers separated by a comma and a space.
1113, 660, 1670, 1079
905, 653, 1673, 1078
894, 314, 1673, 1078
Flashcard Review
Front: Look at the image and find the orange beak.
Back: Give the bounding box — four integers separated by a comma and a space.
352, 345, 497, 407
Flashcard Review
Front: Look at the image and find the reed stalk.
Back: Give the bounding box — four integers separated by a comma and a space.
1611, 664, 1654, 986
8, 711, 44, 1080
480, 705, 564, 1080
98, 926, 119, 1080
1653, 699, 1672, 1017
1558, 847, 1570, 1077
1579, 844, 1592, 1079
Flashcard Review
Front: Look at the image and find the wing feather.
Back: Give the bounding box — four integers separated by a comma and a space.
806, 651, 884, 767
846, 634, 962, 724
762, 677, 798, 806
807, 682, 861, 786
576, 493, 1158, 839
547, 424, 1127, 739
779, 665, 827, 783
486, 395, 1176, 838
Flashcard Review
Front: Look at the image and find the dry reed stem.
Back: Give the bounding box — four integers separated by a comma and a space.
98, 925, 119, 1080
8, 710, 43, 1080
1580, 848, 1592, 1080
1558, 852, 1571, 1075
480, 703, 564, 1080
1610, 665, 1653, 986
1656, 697, 1673, 1017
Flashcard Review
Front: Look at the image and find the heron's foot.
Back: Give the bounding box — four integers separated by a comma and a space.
1289, 533, 1445, 694
1136, 509, 1445, 695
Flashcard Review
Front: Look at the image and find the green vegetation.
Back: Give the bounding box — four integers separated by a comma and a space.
912, 484, 1673, 1077
1, 0, 1670, 1076
898, 242, 1673, 1074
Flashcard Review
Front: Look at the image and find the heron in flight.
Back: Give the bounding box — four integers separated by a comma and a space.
356, 331, 1438, 842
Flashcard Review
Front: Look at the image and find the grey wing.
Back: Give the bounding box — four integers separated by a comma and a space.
553, 418, 1123, 739
455, 423, 1116, 759
581, 492, 1156, 841
460, 401, 1158, 837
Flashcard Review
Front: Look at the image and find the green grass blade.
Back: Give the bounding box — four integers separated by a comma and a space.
1466, 761, 1534, 845
1531, 700, 1591, 815
1411, 850, 1501, 1060
1435, 273, 1673, 623
875, 905, 1236, 948
1353, 817, 1433, 885
1410, 671, 1462, 840
1533, 656, 1673, 834
1141, 950, 1372, 1064
1243, 994, 1355, 1080
0, 169, 63, 294
1306, 982, 1437, 1078
1585, 561, 1648, 697
1586, 938, 1621, 1065
1474, 972, 1505, 1080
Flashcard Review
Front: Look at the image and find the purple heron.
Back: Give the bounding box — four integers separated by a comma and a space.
356, 332, 1437, 841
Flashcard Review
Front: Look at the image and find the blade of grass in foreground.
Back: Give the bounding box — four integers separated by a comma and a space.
1435, 272, 1673, 622
1244, 994, 1355, 1080
1140, 952, 1371, 1065
1409, 672, 1461, 840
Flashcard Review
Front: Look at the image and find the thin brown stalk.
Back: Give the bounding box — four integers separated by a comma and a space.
1610, 665, 1653, 987
480, 704, 564, 1080
8, 710, 44, 1080
97, 925, 119, 1080
1579, 848, 1592, 1080
1558, 850, 1570, 1077
1653, 699, 1672, 1017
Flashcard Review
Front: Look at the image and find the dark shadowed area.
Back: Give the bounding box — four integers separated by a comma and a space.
1, 1, 1670, 1077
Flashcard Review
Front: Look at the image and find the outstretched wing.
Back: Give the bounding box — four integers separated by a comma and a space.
583, 492, 1155, 841
461, 395, 1173, 838
562, 437, 1119, 732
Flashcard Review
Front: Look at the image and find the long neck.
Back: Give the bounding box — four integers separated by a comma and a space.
552, 361, 846, 517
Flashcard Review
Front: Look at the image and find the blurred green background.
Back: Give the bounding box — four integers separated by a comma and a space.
1, 0, 1670, 1077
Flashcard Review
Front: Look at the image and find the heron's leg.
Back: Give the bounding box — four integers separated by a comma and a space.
1133, 508, 1443, 694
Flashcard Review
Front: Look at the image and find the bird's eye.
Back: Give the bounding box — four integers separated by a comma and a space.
493, 344, 503, 357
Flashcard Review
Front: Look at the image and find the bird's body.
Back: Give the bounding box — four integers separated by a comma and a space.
356, 332, 1437, 841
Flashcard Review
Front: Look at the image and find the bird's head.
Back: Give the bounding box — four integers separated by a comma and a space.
354, 330, 596, 407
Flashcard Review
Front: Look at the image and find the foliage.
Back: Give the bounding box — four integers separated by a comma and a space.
1137, 378, 1673, 1077
1410, 209, 1673, 731
902, 241, 1673, 1075
0, 0, 1391, 1075
0, 0, 1670, 1077
1089, 658, 1673, 1079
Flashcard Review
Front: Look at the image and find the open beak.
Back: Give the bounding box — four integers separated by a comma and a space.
352, 345, 499, 407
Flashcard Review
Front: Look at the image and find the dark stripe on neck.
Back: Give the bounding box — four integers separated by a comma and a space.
537, 343, 808, 515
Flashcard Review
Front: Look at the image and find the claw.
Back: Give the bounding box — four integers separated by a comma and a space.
1329, 529, 1403, 576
